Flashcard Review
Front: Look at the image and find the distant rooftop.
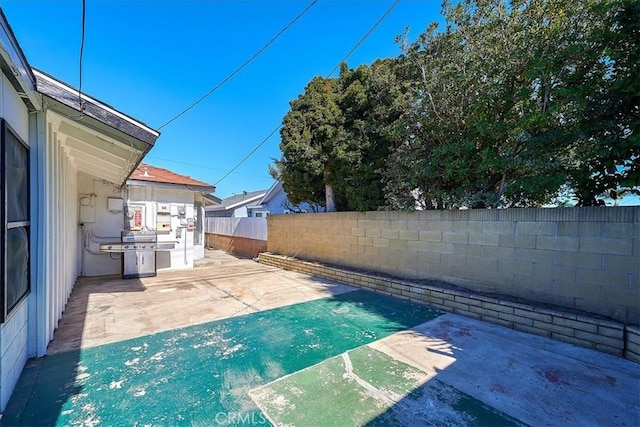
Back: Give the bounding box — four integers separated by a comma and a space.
207, 189, 267, 211
128, 163, 215, 192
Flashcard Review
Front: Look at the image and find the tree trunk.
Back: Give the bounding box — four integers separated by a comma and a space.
324, 167, 336, 212
325, 183, 336, 212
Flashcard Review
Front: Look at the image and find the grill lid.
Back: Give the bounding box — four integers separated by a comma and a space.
121, 230, 158, 243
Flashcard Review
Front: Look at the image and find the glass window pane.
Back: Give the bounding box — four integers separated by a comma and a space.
7, 226, 29, 311
6, 131, 29, 222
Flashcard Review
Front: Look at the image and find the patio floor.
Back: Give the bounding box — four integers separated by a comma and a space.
2, 250, 639, 426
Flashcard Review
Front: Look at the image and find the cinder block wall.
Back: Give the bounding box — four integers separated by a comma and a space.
267, 207, 639, 325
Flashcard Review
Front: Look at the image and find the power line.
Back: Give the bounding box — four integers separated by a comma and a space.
213, 0, 402, 186
157, 0, 318, 130
327, 0, 401, 77
214, 126, 280, 185
145, 155, 271, 179
78, 0, 86, 111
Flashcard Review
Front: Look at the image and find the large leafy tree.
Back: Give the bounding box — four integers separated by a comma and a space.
273, 60, 407, 211
275, 0, 638, 211
272, 77, 345, 212
384, 0, 639, 209
335, 59, 409, 211
562, 0, 640, 205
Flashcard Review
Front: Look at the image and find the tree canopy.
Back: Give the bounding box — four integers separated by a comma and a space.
273, 0, 639, 211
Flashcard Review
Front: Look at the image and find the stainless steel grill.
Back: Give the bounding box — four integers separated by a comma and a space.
121, 231, 157, 278
121, 230, 157, 247
97, 230, 175, 278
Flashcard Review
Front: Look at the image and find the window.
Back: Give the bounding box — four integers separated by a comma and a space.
1, 119, 30, 322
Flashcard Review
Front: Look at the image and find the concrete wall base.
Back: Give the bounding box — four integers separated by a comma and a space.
258, 252, 638, 361
206, 233, 267, 258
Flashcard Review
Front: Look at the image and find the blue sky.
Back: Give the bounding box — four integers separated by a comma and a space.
2, 0, 443, 198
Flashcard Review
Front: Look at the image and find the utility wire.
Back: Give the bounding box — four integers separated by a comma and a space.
327, 0, 401, 77
145, 155, 271, 179
214, 126, 280, 185
157, 0, 318, 130
214, 0, 402, 186
78, 0, 86, 111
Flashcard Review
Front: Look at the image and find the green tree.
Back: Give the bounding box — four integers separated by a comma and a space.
562, 0, 640, 205
383, 0, 638, 209
272, 77, 345, 212
273, 60, 408, 211
335, 59, 409, 211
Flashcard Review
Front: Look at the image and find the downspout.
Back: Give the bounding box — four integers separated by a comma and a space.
184, 231, 188, 265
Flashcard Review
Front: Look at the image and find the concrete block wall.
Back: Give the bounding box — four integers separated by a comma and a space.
627, 326, 640, 363
258, 253, 636, 359
267, 207, 639, 325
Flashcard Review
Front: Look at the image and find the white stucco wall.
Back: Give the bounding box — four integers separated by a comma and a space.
78, 175, 125, 276
233, 206, 249, 217
127, 186, 199, 271
80, 179, 204, 276
0, 73, 33, 409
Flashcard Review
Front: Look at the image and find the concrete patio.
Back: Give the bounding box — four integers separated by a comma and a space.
2, 250, 639, 426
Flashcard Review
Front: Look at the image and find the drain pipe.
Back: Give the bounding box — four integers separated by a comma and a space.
80, 223, 85, 276
184, 230, 188, 265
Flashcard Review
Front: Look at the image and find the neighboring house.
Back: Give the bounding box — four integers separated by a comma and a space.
203, 193, 222, 206
247, 180, 324, 217
80, 163, 215, 276
246, 180, 287, 217
205, 189, 267, 218
128, 164, 215, 262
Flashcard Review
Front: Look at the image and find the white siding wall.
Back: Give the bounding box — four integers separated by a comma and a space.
0, 73, 31, 409
39, 118, 80, 352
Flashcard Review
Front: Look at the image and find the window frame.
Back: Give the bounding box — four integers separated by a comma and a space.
1, 118, 31, 322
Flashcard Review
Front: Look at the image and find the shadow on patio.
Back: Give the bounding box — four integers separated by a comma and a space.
2, 250, 639, 426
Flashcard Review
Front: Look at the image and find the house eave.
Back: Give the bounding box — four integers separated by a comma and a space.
259, 180, 283, 205
34, 68, 159, 145
225, 195, 265, 211
0, 10, 41, 111
127, 179, 215, 194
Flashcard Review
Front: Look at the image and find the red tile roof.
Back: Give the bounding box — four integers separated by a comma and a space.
130, 163, 214, 189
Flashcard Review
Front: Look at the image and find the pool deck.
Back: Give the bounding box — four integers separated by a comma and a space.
3, 250, 639, 426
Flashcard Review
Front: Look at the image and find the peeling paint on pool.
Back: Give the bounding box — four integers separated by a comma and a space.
2, 290, 442, 426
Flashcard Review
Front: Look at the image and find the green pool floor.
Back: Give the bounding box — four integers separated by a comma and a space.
3, 290, 445, 426
251, 346, 523, 426
2, 289, 531, 426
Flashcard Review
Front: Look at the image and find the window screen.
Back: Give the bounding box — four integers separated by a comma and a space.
2, 119, 30, 321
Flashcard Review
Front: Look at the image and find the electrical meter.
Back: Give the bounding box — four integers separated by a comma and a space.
125, 205, 145, 230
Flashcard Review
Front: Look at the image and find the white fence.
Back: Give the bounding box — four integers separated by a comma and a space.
205, 217, 267, 241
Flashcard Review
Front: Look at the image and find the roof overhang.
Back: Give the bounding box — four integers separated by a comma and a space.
205, 193, 266, 212
260, 179, 283, 204
34, 69, 160, 186
0, 10, 41, 111
126, 178, 215, 194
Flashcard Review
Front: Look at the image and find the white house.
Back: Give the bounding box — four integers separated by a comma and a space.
246, 180, 288, 217
246, 180, 324, 217
0, 10, 179, 410
205, 189, 267, 218
81, 163, 215, 276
